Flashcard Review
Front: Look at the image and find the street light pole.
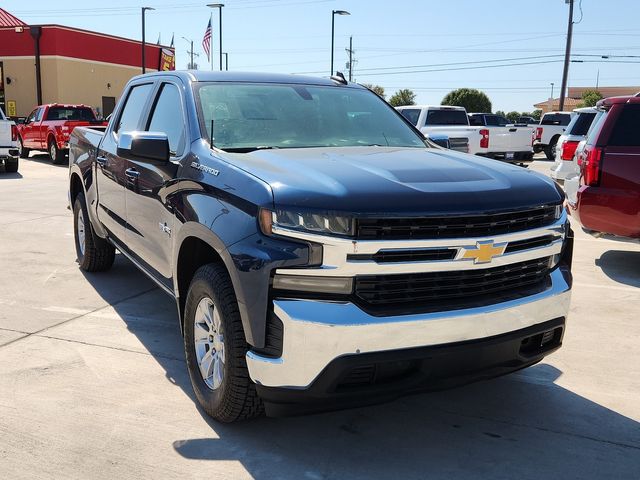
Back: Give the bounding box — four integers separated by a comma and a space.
141, 7, 155, 74
223, 52, 229, 71
207, 4, 225, 71
330, 10, 350, 76
559, 0, 574, 111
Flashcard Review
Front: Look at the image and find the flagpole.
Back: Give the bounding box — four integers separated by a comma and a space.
210, 12, 214, 71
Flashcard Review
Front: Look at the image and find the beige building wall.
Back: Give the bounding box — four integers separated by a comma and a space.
1, 57, 38, 117
1, 55, 156, 117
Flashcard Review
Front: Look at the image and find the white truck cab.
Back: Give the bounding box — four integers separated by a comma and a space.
533, 111, 576, 160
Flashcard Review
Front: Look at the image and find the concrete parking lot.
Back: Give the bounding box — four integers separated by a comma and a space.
1, 155, 639, 479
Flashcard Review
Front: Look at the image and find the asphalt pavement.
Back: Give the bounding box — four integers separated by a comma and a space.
0, 154, 638, 479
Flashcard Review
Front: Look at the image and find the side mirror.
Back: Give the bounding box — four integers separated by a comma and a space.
117, 131, 170, 162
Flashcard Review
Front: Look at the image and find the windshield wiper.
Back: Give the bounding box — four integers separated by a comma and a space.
222, 146, 279, 153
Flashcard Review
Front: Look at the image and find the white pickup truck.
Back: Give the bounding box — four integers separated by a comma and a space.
533, 111, 576, 160
468, 113, 534, 162
0, 107, 19, 173
397, 105, 533, 163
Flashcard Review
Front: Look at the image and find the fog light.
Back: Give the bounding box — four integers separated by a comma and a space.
541, 329, 555, 346
272, 274, 353, 294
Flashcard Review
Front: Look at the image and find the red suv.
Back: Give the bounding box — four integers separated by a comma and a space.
569, 94, 640, 239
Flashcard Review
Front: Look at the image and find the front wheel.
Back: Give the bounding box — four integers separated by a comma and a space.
73, 192, 115, 272
184, 264, 263, 422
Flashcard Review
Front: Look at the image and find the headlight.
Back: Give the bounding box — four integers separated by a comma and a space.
554, 204, 564, 220
260, 208, 354, 237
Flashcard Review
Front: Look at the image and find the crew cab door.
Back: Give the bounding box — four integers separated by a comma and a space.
124, 81, 183, 285
96, 82, 154, 244
21, 107, 43, 148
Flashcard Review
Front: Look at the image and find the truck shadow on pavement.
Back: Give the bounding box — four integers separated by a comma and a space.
83, 254, 640, 480
25, 152, 69, 167
595, 250, 640, 288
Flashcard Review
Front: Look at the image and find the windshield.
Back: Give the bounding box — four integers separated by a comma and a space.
424, 109, 468, 126
194, 83, 426, 151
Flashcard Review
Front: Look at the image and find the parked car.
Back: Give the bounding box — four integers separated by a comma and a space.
70, 71, 573, 422
514, 116, 537, 126
533, 111, 576, 160
16, 104, 108, 164
550, 107, 602, 181
567, 94, 640, 240
0, 107, 19, 173
468, 113, 534, 162
396, 105, 479, 154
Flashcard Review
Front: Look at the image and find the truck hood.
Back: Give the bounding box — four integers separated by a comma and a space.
221, 146, 562, 215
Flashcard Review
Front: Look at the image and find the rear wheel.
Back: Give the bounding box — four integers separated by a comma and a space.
73, 192, 115, 272
184, 263, 263, 422
17, 137, 30, 158
544, 137, 559, 161
4, 157, 18, 173
49, 139, 65, 164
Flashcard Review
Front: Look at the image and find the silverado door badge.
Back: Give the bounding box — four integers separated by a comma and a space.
191, 161, 219, 176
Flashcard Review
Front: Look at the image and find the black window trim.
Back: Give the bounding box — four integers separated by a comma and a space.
110, 81, 156, 139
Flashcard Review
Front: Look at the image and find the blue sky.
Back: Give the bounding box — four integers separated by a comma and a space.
6, 0, 640, 112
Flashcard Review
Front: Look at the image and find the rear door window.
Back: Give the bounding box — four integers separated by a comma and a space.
468, 115, 483, 126
541, 113, 572, 126
425, 109, 468, 126
398, 108, 421, 126
115, 83, 154, 134
608, 104, 640, 146
567, 112, 596, 136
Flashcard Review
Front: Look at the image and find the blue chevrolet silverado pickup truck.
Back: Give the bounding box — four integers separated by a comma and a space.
69, 71, 573, 422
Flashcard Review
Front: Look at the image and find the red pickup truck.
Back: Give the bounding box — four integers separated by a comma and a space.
568, 94, 640, 240
16, 104, 107, 164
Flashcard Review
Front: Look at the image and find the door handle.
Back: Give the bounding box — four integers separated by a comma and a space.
125, 168, 140, 181
96, 156, 107, 167
509, 128, 517, 132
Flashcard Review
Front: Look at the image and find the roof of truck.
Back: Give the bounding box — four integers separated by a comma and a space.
132, 70, 365, 88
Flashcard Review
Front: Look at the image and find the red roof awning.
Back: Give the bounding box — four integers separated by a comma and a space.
0, 9, 27, 27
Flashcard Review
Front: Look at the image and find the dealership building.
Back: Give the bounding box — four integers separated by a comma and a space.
0, 8, 174, 118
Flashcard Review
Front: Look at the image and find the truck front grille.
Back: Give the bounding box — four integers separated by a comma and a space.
448, 137, 469, 152
354, 257, 551, 313
356, 205, 558, 240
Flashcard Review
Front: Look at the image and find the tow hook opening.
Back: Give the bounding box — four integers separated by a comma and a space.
519, 326, 563, 356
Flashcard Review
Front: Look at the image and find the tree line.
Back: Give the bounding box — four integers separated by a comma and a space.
362, 84, 605, 119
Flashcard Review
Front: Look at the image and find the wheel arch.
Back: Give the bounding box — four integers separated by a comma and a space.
174, 224, 239, 335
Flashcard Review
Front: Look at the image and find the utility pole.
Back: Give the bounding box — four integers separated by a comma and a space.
345, 36, 355, 81
189, 40, 194, 69
559, 0, 574, 111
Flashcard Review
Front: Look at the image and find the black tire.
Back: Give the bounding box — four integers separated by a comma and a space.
49, 139, 66, 164
17, 137, 30, 159
73, 192, 115, 272
4, 157, 18, 173
544, 136, 559, 161
184, 263, 263, 422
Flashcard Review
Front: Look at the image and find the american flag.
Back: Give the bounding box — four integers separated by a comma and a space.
202, 19, 212, 61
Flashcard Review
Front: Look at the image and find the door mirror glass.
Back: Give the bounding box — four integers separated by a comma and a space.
117, 131, 170, 162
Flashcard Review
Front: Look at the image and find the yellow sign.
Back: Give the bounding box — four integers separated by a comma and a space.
7, 101, 16, 117
461, 241, 507, 264
159, 48, 176, 71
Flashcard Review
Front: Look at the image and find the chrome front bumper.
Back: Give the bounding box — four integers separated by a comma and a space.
246, 267, 571, 389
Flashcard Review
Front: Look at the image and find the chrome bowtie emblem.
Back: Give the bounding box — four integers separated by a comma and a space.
459, 240, 507, 264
